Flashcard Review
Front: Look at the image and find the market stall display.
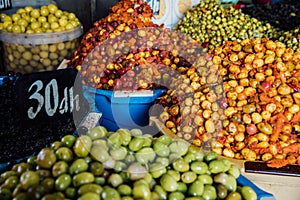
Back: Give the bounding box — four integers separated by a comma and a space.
0, 4, 83, 73
0, 125, 260, 200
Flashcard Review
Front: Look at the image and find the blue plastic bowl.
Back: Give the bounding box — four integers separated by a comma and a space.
83, 86, 166, 131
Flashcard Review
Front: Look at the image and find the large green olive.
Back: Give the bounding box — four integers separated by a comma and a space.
156, 157, 169, 167
132, 181, 151, 200
36, 148, 57, 169
150, 163, 167, 178
69, 158, 88, 175
127, 163, 147, 181
117, 128, 132, 146
92, 139, 109, 151
188, 146, 205, 161
12, 163, 33, 175
168, 191, 185, 200
188, 180, 204, 197
153, 141, 170, 157
156, 135, 172, 145
61, 135, 76, 148
191, 161, 209, 174
41, 178, 55, 192
52, 161, 68, 177
117, 184, 132, 196
153, 185, 167, 199
55, 147, 73, 162
20, 171, 39, 190
73, 136, 92, 157
172, 159, 190, 172
130, 129, 143, 137
228, 165, 241, 179
169, 139, 189, 156
0, 171, 17, 183
3, 175, 19, 190
226, 191, 242, 200
55, 174, 71, 191
108, 132, 122, 147
73, 172, 95, 187
198, 174, 213, 185
209, 160, 226, 174
181, 171, 197, 184
128, 137, 145, 152
160, 174, 178, 192
167, 170, 180, 182
88, 126, 107, 140
202, 185, 217, 200
176, 182, 187, 193
101, 186, 121, 200
184, 152, 196, 163
225, 174, 237, 192
78, 184, 103, 195
90, 145, 110, 163
217, 184, 228, 199
136, 147, 156, 164
78, 192, 100, 200
108, 173, 123, 187
110, 146, 127, 161
241, 186, 257, 200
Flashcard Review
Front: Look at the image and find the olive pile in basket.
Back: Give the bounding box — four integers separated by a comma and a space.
0, 126, 258, 200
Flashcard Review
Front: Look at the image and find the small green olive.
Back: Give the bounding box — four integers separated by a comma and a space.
160, 174, 178, 192
37, 148, 57, 169
69, 159, 88, 175
78, 184, 103, 195
20, 171, 39, 190
55, 174, 71, 191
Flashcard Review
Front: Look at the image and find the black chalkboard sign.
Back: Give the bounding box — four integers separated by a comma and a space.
15, 68, 88, 129
0, 0, 12, 11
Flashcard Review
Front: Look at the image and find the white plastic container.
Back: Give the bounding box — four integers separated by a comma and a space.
0, 25, 83, 73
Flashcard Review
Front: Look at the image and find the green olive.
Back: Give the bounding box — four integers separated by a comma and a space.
205, 151, 218, 162
36, 170, 51, 179
41, 194, 64, 200
184, 152, 196, 163
198, 174, 213, 184
3, 175, 19, 190
117, 128, 132, 146
73, 172, 95, 187
73, 136, 92, 157
88, 126, 107, 140
110, 146, 127, 161
55, 174, 71, 191
92, 139, 109, 151
172, 158, 190, 172
36, 148, 56, 169
169, 139, 189, 156
41, 178, 55, 192
0, 171, 17, 183
52, 161, 68, 177
225, 174, 237, 192
168, 191, 185, 200
157, 135, 172, 145
89, 162, 104, 176
127, 163, 147, 181
228, 164, 241, 179
78, 184, 103, 195
150, 163, 167, 178
153, 141, 170, 157
241, 186, 257, 200
78, 192, 100, 200
90, 145, 110, 163
61, 135, 76, 148
136, 147, 156, 164
108, 132, 122, 147
160, 174, 178, 192
226, 192, 242, 200
101, 186, 121, 200
12, 192, 29, 200
69, 158, 88, 175
55, 147, 73, 162
209, 160, 226, 174
108, 173, 123, 187
181, 171, 197, 184
132, 182, 151, 200
130, 129, 143, 136
94, 177, 105, 186
0, 188, 12, 200
12, 163, 33, 175
191, 161, 209, 174
188, 180, 204, 197
117, 184, 132, 196
20, 171, 39, 190
202, 185, 217, 200
128, 137, 145, 152
65, 187, 76, 199
153, 185, 167, 199
217, 184, 228, 199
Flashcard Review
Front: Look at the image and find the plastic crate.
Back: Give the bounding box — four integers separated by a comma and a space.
83, 86, 166, 131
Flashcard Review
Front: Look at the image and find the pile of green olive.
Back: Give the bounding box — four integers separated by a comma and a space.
0, 126, 257, 200
2, 37, 80, 73
0, 4, 82, 73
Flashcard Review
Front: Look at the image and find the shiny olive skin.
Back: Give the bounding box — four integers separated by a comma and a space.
117, 184, 132, 196
160, 174, 178, 192
177, 182, 188, 193
226, 192, 242, 200
13, 192, 29, 200
181, 171, 197, 184
128, 137, 145, 151
2, 175, 19, 190
55, 174, 71, 191
132, 181, 151, 200
13, 163, 33, 175
65, 187, 76, 199
168, 191, 185, 200
52, 161, 68, 177
117, 128, 132, 146
89, 162, 104, 176
73, 172, 95, 187
27, 185, 47, 200
61, 135, 76, 148
150, 163, 167, 179
108, 173, 123, 187
202, 185, 217, 200
241, 186, 257, 200
0, 188, 12, 200
73, 136, 92, 157
55, 147, 73, 162
78, 192, 100, 200
41, 194, 64, 200
198, 174, 213, 184
172, 159, 190, 172
204, 151, 218, 162
101, 186, 121, 200
88, 126, 107, 140
188, 180, 204, 197
20, 171, 39, 190
69, 158, 88, 175
191, 161, 209, 174
41, 178, 55, 192
217, 184, 228, 199
78, 184, 103, 195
